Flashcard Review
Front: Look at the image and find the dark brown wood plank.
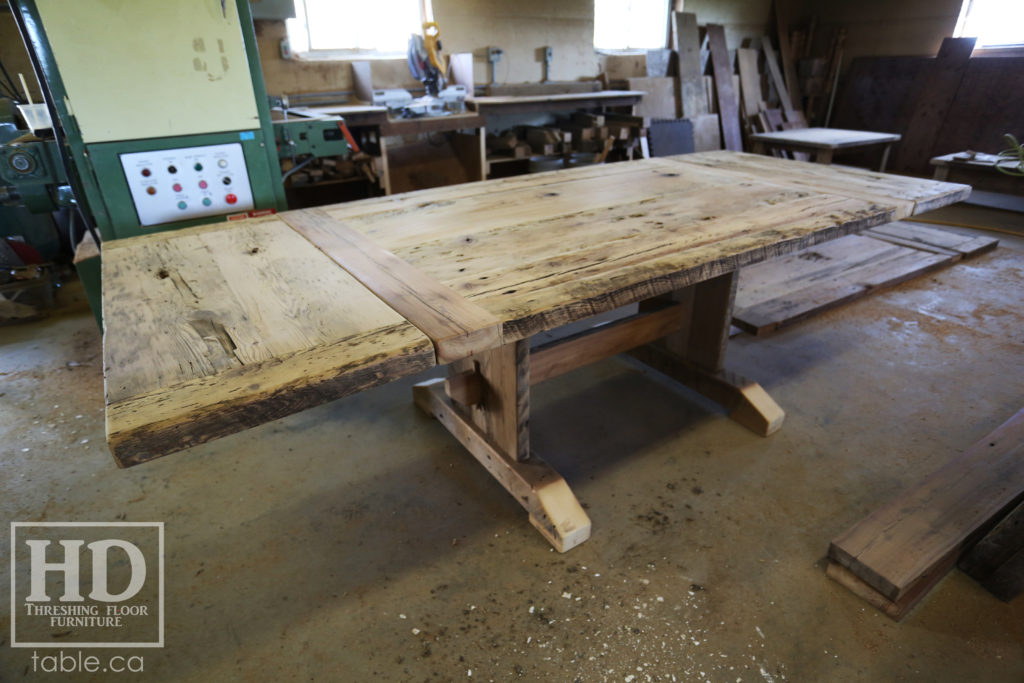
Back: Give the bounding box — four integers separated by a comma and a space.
892, 37, 977, 175
829, 407, 1024, 602
706, 25, 743, 152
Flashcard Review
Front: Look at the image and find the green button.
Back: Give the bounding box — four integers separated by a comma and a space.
202, 197, 212, 207
194, 162, 203, 171
177, 201, 187, 210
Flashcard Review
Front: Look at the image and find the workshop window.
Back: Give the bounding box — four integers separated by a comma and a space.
594, 0, 669, 51
954, 0, 1024, 48
286, 0, 428, 56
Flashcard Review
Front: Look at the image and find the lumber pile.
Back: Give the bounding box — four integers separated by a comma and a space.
827, 408, 1024, 620
733, 221, 998, 336
485, 113, 650, 167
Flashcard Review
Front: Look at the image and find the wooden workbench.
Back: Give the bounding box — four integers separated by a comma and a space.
102, 151, 968, 551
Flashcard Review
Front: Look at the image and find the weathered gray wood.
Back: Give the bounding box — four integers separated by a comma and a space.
707, 25, 743, 151
830, 408, 1024, 603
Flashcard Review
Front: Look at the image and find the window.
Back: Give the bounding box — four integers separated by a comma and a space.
286, 0, 428, 56
954, 0, 1024, 48
594, 0, 669, 51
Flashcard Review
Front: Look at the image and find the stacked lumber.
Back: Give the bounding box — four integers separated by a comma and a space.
827, 408, 1024, 620
486, 114, 651, 167
733, 221, 998, 336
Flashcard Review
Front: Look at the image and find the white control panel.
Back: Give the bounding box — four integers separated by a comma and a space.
119, 143, 254, 226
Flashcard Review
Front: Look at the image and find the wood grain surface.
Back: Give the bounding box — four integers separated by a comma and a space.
103, 151, 968, 463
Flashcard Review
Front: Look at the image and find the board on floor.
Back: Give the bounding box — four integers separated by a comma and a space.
827, 407, 1024, 620
733, 221, 998, 336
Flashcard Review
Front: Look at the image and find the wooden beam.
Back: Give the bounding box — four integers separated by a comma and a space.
706, 25, 743, 151
530, 303, 682, 384
280, 208, 503, 363
829, 407, 1024, 603
736, 48, 763, 119
445, 369, 483, 406
414, 378, 591, 552
762, 38, 796, 119
672, 12, 707, 118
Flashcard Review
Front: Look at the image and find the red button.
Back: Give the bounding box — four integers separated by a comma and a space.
199, 180, 208, 189
225, 193, 237, 204
141, 168, 151, 177
146, 186, 157, 195
172, 183, 182, 192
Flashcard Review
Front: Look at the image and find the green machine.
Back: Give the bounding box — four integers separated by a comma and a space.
4, 0, 349, 321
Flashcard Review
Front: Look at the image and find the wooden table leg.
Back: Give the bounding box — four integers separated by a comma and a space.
879, 143, 893, 172
752, 141, 767, 155
631, 272, 785, 436
815, 149, 834, 165
413, 339, 591, 552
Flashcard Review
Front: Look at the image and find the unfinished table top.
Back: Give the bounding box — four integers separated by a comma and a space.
749, 128, 901, 149
103, 151, 968, 465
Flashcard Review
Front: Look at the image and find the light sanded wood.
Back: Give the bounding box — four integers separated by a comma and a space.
626, 77, 676, 120
279, 208, 502, 363
414, 378, 591, 552
692, 113, 722, 151
102, 216, 435, 466
530, 303, 682, 384
670, 151, 971, 217
829, 408, 1024, 602
749, 128, 901, 150
733, 234, 954, 336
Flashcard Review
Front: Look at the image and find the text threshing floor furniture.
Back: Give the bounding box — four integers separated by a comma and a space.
101, 151, 968, 551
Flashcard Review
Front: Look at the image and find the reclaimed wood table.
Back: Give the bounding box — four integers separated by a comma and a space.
750, 128, 902, 171
102, 151, 968, 551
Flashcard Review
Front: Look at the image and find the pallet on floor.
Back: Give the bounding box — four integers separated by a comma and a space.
827, 408, 1024, 620
733, 221, 998, 336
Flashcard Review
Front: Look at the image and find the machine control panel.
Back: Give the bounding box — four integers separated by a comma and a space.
119, 143, 254, 226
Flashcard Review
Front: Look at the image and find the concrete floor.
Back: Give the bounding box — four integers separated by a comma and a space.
2, 228, 1023, 681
